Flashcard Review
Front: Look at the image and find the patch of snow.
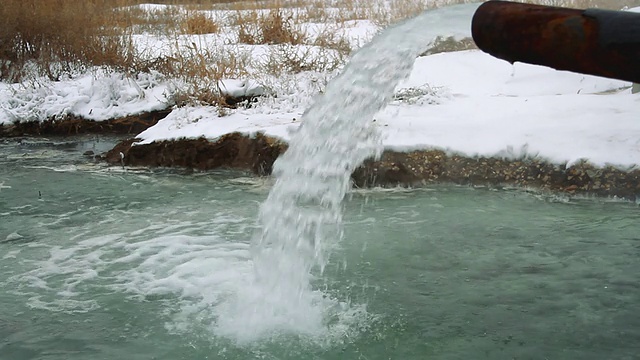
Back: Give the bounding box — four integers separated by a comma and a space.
378, 93, 640, 167
135, 106, 301, 145
219, 79, 265, 98
135, 3, 179, 13
403, 51, 629, 96
301, 20, 379, 48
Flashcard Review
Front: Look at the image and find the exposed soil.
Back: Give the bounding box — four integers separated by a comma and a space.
105, 132, 287, 176
352, 150, 640, 199
0, 109, 171, 137
106, 133, 640, 200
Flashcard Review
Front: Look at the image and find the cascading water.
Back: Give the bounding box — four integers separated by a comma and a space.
215, 3, 481, 343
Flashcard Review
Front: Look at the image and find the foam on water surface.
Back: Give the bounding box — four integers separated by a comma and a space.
5, 218, 252, 312
1, 213, 373, 348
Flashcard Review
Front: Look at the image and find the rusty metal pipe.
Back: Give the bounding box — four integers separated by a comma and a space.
471, 0, 640, 83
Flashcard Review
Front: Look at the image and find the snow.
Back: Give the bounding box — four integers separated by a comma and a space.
0, 71, 171, 123
379, 92, 640, 166
0, 72, 264, 123
136, 3, 175, 12
219, 79, 266, 98
2, 4, 639, 168
135, 50, 638, 167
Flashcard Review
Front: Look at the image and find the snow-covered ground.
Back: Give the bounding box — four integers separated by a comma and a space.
1, 3, 639, 168
135, 50, 638, 167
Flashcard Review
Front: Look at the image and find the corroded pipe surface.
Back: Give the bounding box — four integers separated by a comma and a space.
472, 0, 640, 83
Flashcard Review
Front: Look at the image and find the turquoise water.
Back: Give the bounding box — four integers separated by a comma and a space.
1, 138, 639, 359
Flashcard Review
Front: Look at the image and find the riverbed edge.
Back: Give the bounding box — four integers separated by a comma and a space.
105, 132, 640, 201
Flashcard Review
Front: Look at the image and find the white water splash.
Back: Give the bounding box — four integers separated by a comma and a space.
215, 3, 481, 343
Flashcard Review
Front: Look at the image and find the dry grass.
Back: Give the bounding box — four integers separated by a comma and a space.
0, 0, 142, 81
262, 45, 346, 75
181, 11, 220, 34
112, 4, 183, 34
236, 8, 309, 45
260, 9, 307, 44
141, 38, 252, 110
2, 0, 640, 107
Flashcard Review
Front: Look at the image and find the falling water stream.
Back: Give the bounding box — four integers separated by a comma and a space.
216, 3, 483, 342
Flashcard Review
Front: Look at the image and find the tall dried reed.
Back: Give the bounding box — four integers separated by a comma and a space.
2, 0, 638, 91
0, 0, 142, 81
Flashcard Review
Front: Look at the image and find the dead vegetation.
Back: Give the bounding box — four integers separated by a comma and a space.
2, 0, 639, 107
182, 11, 220, 34
0, 0, 138, 81
422, 36, 478, 56
236, 9, 309, 45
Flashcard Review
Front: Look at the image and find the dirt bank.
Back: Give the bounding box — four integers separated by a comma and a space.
0, 110, 171, 137
105, 133, 287, 176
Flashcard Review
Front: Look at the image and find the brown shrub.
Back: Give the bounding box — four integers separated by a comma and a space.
165, 41, 251, 108
182, 11, 220, 34
236, 8, 308, 45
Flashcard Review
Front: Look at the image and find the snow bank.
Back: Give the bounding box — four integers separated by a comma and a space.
0, 71, 171, 123
137, 50, 639, 167
2, 0, 639, 169
219, 79, 266, 98
135, 106, 299, 145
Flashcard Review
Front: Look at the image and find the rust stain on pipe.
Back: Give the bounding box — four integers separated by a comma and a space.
472, 0, 640, 83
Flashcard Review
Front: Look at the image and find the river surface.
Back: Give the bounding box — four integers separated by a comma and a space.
0, 137, 639, 360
